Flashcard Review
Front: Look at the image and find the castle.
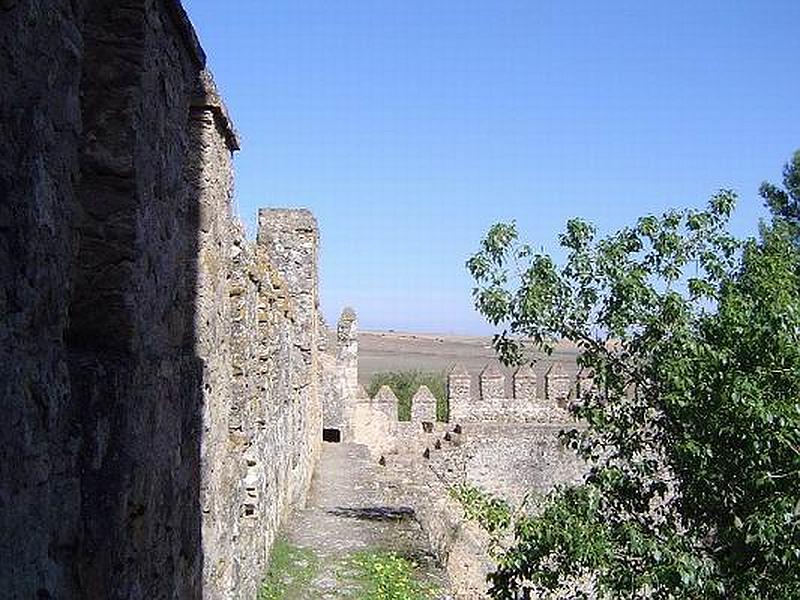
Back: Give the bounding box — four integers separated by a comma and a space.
0, 3, 583, 598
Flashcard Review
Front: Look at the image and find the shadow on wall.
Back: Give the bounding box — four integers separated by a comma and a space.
70, 9, 204, 598
1, 1, 216, 597
67, 2, 211, 597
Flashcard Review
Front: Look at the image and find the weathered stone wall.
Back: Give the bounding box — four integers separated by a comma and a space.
257, 208, 324, 508
344, 346, 589, 593
1, 1, 211, 596
378, 420, 585, 599
1, 3, 328, 599
455, 423, 586, 506
67, 4, 211, 597
200, 206, 326, 599
412, 469, 494, 599
0, 2, 85, 597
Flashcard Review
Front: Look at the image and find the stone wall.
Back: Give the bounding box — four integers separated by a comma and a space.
337, 315, 589, 597
1, 2, 85, 597
257, 208, 325, 508
405, 468, 495, 600
200, 207, 326, 599
452, 423, 586, 506
340, 312, 588, 508
448, 362, 573, 423
322, 307, 360, 440
68, 5, 212, 597
1, 3, 328, 598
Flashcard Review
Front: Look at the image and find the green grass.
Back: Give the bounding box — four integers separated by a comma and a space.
258, 538, 318, 600
366, 370, 448, 422
259, 543, 441, 600
346, 550, 440, 600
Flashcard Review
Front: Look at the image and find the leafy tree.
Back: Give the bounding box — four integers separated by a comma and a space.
467, 153, 800, 599
760, 150, 800, 235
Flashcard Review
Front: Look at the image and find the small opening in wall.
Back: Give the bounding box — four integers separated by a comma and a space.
323, 428, 341, 443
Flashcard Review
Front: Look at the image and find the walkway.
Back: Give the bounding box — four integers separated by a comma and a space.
267, 441, 451, 599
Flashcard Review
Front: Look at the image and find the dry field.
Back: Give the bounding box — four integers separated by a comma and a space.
356, 330, 580, 392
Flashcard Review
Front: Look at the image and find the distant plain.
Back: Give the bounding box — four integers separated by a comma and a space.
355, 330, 580, 396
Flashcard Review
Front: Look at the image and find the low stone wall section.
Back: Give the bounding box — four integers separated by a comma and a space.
414, 468, 495, 599
456, 422, 587, 507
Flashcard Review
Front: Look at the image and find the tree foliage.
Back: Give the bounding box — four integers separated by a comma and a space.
468, 154, 800, 599
760, 150, 800, 238
450, 483, 513, 536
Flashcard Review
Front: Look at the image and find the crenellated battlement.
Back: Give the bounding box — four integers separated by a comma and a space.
448, 361, 571, 423
347, 360, 585, 428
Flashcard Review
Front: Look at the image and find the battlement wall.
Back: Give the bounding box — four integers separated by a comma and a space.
330, 312, 590, 527
448, 361, 581, 423
348, 359, 588, 431
0, 3, 326, 598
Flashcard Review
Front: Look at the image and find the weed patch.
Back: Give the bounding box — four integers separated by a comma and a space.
346, 550, 440, 600
449, 483, 512, 535
258, 538, 318, 600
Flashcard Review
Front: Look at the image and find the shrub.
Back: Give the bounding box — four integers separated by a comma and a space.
468, 152, 800, 599
449, 483, 512, 535
366, 370, 448, 421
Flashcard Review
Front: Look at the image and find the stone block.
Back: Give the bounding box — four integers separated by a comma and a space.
480, 363, 505, 400
411, 385, 437, 423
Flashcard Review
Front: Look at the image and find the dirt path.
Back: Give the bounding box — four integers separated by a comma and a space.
272, 442, 451, 599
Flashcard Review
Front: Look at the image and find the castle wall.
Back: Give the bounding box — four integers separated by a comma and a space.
325, 308, 358, 434
200, 206, 325, 599
0, 2, 85, 597
67, 4, 209, 597
343, 347, 589, 591
412, 468, 494, 599
257, 208, 324, 508
448, 362, 571, 423
1, 3, 326, 598
457, 423, 587, 506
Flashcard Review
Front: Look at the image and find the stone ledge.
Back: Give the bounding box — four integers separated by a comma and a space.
168, 1, 240, 151
191, 70, 241, 151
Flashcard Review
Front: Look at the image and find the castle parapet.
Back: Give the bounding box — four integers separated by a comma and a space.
321, 307, 359, 439
448, 364, 471, 422
480, 364, 505, 399
372, 385, 400, 421
513, 364, 537, 402
446, 362, 573, 424
545, 362, 570, 407
411, 385, 437, 423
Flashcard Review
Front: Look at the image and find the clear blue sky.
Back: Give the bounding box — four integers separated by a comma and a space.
184, 1, 800, 334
